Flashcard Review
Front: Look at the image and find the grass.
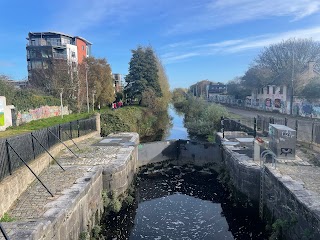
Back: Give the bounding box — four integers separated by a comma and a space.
0, 111, 94, 139
0, 213, 15, 222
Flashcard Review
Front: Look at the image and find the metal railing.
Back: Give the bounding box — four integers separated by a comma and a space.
222, 115, 320, 146
0, 117, 96, 181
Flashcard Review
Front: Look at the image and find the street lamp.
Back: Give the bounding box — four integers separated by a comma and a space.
85, 63, 89, 113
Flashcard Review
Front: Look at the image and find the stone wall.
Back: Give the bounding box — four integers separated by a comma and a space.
138, 139, 221, 167
1, 132, 139, 239
222, 147, 261, 202
264, 166, 320, 239
16, 105, 69, 126
218, 132, 320, 240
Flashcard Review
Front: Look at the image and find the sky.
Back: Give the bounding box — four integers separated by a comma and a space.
1, 0, 320, 89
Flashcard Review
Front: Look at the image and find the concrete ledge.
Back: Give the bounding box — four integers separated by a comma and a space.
0, 131, 99, 218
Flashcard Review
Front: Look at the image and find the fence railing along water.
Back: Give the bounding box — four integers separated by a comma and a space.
222, 115, 320, 145
0, 117, 96, 181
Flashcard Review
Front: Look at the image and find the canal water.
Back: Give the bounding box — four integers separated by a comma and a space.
101, 164, 269, 239
100, 106, 269, 239
165, 105, 189, 140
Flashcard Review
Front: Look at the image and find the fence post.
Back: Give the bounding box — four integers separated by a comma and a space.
284, 118, 288, 126
58, 124, 61, 140
254, 117, 257, 138
311, 120, 315, 144
5, 140, 12, 175
47, 127, 50, 148
221, 116, 224, 138
77, 120, 80, 138
69, 121, 73, 139
295, 120, 298, 139
31, 133, 36, 160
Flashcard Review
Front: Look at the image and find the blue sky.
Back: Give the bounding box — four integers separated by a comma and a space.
1, 0, 320, 89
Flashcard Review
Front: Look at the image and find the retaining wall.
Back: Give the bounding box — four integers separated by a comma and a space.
138, 139, 221, 167
264, 167, 320, 239
0, 131, 99, 218
218, 132, 320, 240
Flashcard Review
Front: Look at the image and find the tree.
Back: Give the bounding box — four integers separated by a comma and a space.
0, 75, 15, 104
83, 57, 115, 108
29, 59, 74, 96
248, 38, 320, 89
125, 46, 162, 103
227, 77, 252, 100
190, 80, 211, 97
155, 55, 171, 111
300, 77, 320, 101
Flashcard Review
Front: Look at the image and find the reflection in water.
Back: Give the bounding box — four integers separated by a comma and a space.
102, 164, 269, 240
165, 105, 189, 140
130, 194, 233, 240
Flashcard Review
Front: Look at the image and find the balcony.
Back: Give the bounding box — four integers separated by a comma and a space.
26, 42, 67, 48
53, 53, 67, 59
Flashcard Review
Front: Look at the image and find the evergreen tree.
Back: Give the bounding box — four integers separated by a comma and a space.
125, 46, 163, 103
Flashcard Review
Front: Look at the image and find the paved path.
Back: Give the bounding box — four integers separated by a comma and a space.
4, 135, 122, 223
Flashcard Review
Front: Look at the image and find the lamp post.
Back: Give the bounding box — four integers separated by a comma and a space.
85, 63, 89, 113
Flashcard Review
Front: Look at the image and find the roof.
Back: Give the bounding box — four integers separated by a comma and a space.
28, 31, 74, 39
27, 32, 92, 45
75, 36, 92, 45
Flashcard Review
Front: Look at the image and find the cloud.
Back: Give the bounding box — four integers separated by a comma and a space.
161, 26, 320, 63
167, 0, 320, 35
50, 0, 134, 34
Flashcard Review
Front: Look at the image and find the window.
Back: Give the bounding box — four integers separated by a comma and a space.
280, 86, 283, 94
71, 51, 76, 57
267, 86, 269, 94
82, 45, 85, 50
273, 86, 276, 94
261, 88, 264, 94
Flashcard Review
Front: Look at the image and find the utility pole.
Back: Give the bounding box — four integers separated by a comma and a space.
290, 51, 295, 115
85, 63, 89, 113
60, 88, 63, 119
92, 92, 95, 111
283, 46, 295, 115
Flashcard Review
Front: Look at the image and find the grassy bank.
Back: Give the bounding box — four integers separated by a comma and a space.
0, 106, 169, 142
0, 112, 93, 138
100, 105, 169, 142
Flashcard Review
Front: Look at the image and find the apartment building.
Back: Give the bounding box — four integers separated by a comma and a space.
26, 31, 92, 80
112, 73, 123, 93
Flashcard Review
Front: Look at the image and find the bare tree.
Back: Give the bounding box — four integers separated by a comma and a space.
252, 38, 320, 88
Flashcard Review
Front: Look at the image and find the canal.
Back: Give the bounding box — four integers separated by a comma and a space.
100, 106, 270, 239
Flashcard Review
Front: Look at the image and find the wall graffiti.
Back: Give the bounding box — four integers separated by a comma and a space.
265, 98, 272, 107
274, 99, 281, 108
0, 97, 4, 126
16, 105, 69, 125
293, 99, 320, 118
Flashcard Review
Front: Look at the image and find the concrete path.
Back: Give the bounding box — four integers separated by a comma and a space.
0, 133, 135, 239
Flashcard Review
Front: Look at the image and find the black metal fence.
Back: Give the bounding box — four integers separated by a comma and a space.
222, 115, 320, 145
0, 117, 96, 181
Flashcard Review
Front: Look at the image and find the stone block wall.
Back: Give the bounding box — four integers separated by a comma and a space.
138, 140, 221, 167
223, 147, 261, 202
264, 167, 320, 239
